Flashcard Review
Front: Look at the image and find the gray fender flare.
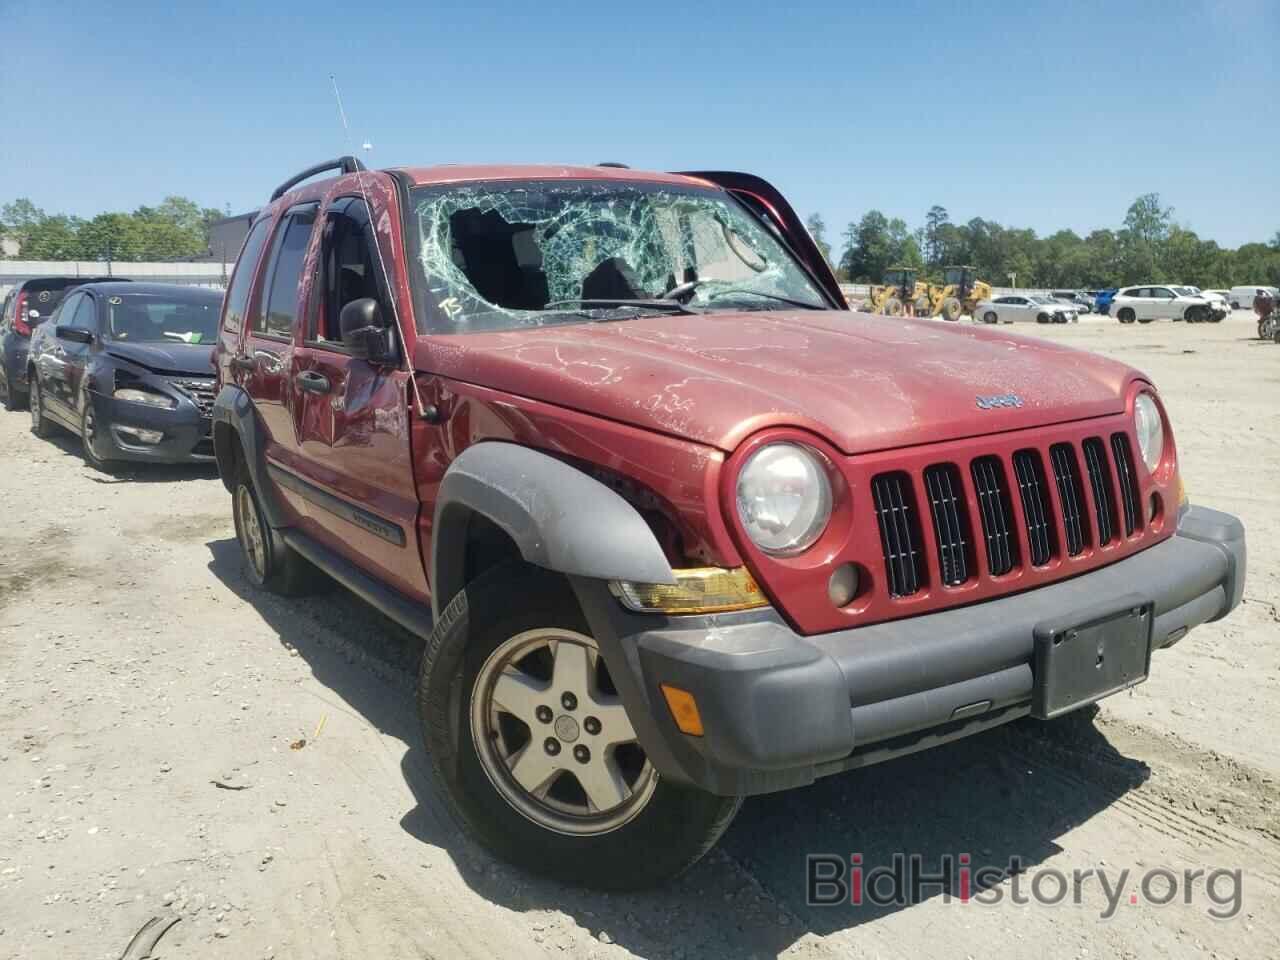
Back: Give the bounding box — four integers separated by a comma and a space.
431, 443, 676, 619
211, 384, 286, 528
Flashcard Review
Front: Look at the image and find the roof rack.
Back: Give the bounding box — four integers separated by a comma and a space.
270, 156, 367, 202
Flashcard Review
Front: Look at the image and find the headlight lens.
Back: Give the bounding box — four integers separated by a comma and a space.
114, 387, 176, 410
735, 442, 832, 555
1133, 392, 1164, 472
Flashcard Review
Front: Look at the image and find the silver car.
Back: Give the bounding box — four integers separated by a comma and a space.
974, 294, 1077, 324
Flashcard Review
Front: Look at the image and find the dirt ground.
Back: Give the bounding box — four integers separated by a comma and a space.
1, 310, 1277, 959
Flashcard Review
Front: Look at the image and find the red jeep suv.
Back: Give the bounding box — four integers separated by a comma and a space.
212, 158, 1246, 888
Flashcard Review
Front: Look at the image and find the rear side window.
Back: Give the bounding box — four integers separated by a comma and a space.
222, 218, 272, 335
259, 207, 318, 338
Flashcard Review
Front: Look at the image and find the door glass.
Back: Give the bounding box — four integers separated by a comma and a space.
316, 201, 381, 344
68, 295, 98, 331
223, 217, 272, 334
259, 207, 318, 337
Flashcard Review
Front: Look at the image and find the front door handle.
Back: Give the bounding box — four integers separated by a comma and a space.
296, 371, 331, 394
230, 355, 257, 373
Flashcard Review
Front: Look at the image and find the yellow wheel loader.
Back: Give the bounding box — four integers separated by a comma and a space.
924, 265, 992, 321
861, 267, 928, 316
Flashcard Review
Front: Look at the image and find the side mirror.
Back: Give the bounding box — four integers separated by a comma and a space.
339, 297, 397, 364
56, 325, 94, 345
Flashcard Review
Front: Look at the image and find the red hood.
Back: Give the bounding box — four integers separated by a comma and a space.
416, 311, 1142, 454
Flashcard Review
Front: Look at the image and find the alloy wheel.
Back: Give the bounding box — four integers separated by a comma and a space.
470, 629, 657, 836
235, 485, 267, 581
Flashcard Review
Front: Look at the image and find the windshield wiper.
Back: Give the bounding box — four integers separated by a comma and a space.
706, 289, 827, 310
543, 298, 704, 317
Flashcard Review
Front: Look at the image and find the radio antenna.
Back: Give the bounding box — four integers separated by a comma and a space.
329, 74, 428, 419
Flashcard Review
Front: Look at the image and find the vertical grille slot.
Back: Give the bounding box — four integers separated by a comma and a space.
1110, 433, 1142, 536
970, 456, 1018, 575
871, 472, 925, 597
923, 464, 972, 586
1049, 443, 1090, 556
1012, 450, 1057, 566
1082, 437, 1118, 545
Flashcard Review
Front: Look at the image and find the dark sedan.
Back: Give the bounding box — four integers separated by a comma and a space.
27, 283, 222, 470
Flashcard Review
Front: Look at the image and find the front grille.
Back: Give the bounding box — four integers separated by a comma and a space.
871, 472, 925, 597
1082, 437, 1118, 545
923, 464, 972, 586
970, 456, 1018, 575
169, 377, 216, 417
1012, 449, 1056, 566
1110, 433, 1142, 536
1049, 443, 1089, 556
865, 429, 1147, 604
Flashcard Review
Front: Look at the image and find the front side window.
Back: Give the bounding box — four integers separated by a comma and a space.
408, 179, 828, 334
107, 293, 222, 344
315, 199, 382, 343
68, 294, 98, 331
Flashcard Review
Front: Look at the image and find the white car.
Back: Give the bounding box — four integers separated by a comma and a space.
973, 294, 1077, 324
1175, 286, 1227, 322
1110, 285, 1215, 324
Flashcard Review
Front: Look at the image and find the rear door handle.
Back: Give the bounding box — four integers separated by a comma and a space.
296, 371, 331, 394
230, 355, 257, 373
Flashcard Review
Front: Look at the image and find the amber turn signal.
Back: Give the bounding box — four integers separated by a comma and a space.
610, 566, 768, 615
660, 684, 705, 737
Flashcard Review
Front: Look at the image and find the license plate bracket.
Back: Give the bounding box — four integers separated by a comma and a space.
1032, 596, 1153, 719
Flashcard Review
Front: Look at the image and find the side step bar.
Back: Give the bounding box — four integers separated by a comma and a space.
281, 530, 434, 640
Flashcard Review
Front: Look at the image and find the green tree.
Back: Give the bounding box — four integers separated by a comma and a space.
805, 213, 832, 264
923, 205, 950, 268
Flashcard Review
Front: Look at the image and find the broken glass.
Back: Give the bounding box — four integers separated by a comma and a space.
408, 180, 827, 334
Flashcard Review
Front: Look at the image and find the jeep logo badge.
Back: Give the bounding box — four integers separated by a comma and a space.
976, 393, 1024, 410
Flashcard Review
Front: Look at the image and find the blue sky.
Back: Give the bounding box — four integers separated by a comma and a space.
2, 0, 1275, 248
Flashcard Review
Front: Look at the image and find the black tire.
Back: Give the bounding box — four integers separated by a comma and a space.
1117, 308, 1135, 324
231, 461, 325, 595
1261, 318, 1270, 340
1231, 300, 1240, 310
0, 365, 26, 412
28, 373, 54, 439
983, 310, 998, 324
941, 296, 963, 321
419, 563, 741, 890
80, 403, 120, 474
1036, 312, 1050, 324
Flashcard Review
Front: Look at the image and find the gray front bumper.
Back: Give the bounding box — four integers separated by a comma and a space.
572, 505, 1246, 797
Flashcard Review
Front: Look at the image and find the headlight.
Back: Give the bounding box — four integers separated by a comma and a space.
114, 387, 177, 410
735, 442, 832, 555
1133, 392, 1164, 472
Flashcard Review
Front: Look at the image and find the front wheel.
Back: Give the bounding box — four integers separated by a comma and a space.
983, 310, 998, 324
1117, 308, 1135, 324
419, 564, 740, 889
80, 403, 119, 474
882, 297, 903, 317
29, 373, 54, 438
1036, 312, 1051, 324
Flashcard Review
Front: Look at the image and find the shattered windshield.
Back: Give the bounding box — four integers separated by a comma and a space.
408, 180, 828, 333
